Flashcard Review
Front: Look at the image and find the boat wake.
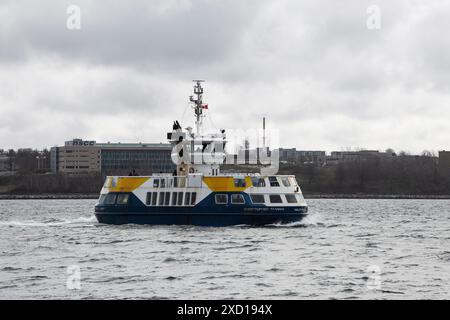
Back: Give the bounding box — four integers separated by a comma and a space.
266, 213, 323, 228
233, 213, 323, 229
0, 216, 97, 227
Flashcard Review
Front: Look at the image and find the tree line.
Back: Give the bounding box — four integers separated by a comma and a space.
0, 173, 103, 194
1, 149, 450, 196
280, 155, 450, 195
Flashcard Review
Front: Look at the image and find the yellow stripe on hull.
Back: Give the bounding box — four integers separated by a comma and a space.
203, 176, 252, 192
107, 177, 150, 192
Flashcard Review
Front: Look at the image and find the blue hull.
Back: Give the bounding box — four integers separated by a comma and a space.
95, 211, 307, 226
94, 192, 308, 226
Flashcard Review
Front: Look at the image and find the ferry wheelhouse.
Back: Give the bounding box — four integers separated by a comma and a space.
94, 81, 308, 226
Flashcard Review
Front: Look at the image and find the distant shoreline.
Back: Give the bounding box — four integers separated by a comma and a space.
1, 193, 450, 200
304, 194, 450, 199
0, 194, 99, 200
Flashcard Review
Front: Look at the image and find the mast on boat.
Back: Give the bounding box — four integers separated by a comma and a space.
167, 81, 226, 176
189, 80, 206, 136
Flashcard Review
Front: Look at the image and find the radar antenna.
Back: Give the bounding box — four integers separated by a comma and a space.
189, 80, 207, 135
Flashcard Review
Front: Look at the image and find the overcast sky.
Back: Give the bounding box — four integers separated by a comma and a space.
1, 0, 450, 154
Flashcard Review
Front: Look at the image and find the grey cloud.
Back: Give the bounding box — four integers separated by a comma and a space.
1, 0, 263, 70
1, 0, 450, 153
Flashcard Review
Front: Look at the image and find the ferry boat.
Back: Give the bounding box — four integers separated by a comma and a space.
94, 81, 308, 226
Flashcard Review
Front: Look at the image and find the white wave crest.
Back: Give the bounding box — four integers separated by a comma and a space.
268, 213, 323, 228
0, 216, 97, 227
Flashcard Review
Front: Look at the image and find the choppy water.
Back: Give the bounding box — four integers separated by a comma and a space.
0, 199, 449, 299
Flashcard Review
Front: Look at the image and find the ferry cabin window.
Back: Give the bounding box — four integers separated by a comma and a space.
146, 192, 151, 205
153, 179, 160, 188
190, 192, 197, 206
285, 194, 297, 203
98, 194, 106, 205
159, 192, 165, 206
268, 176, 280, 187
172, 192, 178, 205
231, 194, 245, 204
164, 192, 170, 206
269, 194, 283, 203
104, 193, 117, 205
160, 179, 166, 188
234, 178, 246, 188
289, 176, 297, 186
280, 177, 291, 187
177, 192, 183, 206
116, 194, 129, 205
250, 194, 265, 204
178, 177, 186, 188
251, 177, 265, 187
184, 192, 191, 206
215, 194, 228, 204
151, 192, 158, 206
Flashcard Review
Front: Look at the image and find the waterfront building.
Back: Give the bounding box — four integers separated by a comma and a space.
326, 150, 395, 164
278, 148, 326, 165
50, 139, 175, 175
0, 150, 15, 172
0, 151, 9, 171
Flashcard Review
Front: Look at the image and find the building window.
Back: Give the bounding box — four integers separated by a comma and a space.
117, 193, 129, 205
280, 177, 291, 187
285, 194, 297, 203
215, 194, 228, 204
104, 193, 117, 205
177, 192, 183, 206
184, 192, 191, 206
231, 194, 245, 204
269, 194, 282, 203
251, 177, 265, 187
250, 194, 265, 204
234, 178, 246, 188
268, 176, 280, 187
